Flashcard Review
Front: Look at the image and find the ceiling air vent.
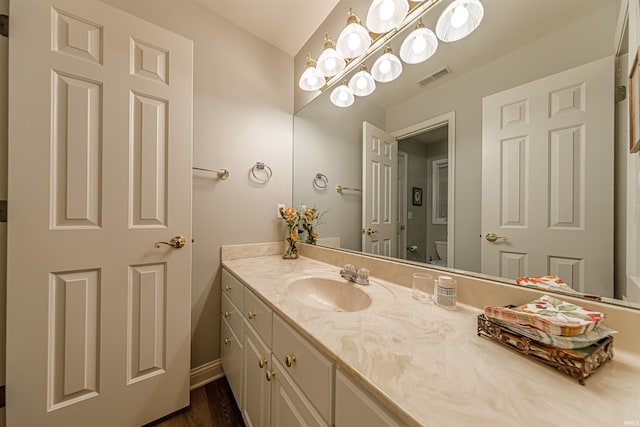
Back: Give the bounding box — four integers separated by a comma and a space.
417, 67, 451, 87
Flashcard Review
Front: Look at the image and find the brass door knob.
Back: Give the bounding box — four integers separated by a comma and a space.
485, 232, 508, 242
266, 370, 276, 381
248, 311, 257, 319
154, 236, 187, 249
285, 354, 296, 367
366, 228, 378, 236
223, 338, 232, 345
258, 357, 268, 368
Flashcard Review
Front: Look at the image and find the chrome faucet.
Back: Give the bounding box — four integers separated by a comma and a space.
339, 264, 370, 285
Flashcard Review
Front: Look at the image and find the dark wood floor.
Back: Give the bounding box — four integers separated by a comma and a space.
145, 377, 245, 427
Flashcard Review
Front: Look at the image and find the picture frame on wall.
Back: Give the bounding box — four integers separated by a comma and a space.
412, 187, 423, 206
629, 47, 640, 153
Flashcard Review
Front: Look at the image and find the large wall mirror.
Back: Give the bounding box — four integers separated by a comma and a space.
293, 0, 640, 309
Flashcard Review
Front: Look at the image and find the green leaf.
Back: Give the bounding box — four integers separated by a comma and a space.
544, 297, 563, 307
562, 311, 592, 321
536, 310, 559, 317
558, 304, 578, 311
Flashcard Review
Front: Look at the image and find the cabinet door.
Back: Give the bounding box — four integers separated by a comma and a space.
335, 369, 405, 427
243, 321, 272, 427
221, 317, 243, 408
271, 359, 328, 427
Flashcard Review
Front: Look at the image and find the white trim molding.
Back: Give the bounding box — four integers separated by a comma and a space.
190, 359, 224, 390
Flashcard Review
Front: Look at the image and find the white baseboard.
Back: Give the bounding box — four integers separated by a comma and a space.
190, 359, 224, 390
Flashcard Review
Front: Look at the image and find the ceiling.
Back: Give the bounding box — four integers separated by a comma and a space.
193, 0, 340, 56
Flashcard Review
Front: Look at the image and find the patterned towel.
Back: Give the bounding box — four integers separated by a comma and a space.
484, 295, 606, 336
515, 275, 578, 293
488, 316, 616, 349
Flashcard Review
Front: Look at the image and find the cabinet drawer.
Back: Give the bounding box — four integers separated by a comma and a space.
244, 287, 273, 346
221, 318, 243, 408
222, 293, 242, 339
271, 358, 329, 427
222, 268, 244, 312
272, 314, 334, 424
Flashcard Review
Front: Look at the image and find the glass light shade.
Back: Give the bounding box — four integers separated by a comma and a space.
436, 0, 484, 42
298, 62, 325, 91
330, 81, 355, 107
366, 0, 409, 33
348, 65, 376, 97
317, 40, 346, 77
371, 46, 403, 83
400, 25, 438, 64
336, 9, 372, 59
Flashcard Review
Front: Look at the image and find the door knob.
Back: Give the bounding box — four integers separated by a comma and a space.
366, 228, 378, 236
485, 233, 508, 242
154, 236, 187, 249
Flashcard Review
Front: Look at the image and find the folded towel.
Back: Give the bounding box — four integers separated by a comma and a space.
516, 275, 578, 293
488, 316, 616, 349
484, 295, 606, 336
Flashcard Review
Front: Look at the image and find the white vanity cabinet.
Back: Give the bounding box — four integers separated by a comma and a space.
335, 369, 406, 427
223, 267, 403, 427
221, 269, 245, 407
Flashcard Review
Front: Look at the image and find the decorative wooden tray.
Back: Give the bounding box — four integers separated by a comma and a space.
477, 314, 613, 385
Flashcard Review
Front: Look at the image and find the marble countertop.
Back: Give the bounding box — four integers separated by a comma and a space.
222, 255, 640, 427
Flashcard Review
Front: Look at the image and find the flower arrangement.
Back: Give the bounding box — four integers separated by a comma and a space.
279, 207, 300, 259
279, 206, 328, 258
301, 207, 328, 245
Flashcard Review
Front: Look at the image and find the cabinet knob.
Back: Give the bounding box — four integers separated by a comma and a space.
266, 370, 276, 381
248, 311, 257, 319
285, 354, 297, 367
223, 338, 232, 345
258, 357, 268, 369
224, 285, 232, 292
223, 311, 231, 318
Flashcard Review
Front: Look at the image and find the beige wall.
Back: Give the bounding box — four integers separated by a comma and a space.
102, 0, 294, 368
386, 4, 617, 272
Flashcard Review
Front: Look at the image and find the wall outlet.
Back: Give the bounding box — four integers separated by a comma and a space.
276, 204, 285, 218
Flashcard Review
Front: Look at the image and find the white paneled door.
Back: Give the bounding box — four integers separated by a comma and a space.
481, 56, 613, 297
362, 122, 397, 257
7, 0, 193, 425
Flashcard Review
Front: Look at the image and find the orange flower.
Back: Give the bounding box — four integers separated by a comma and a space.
289, 232, 298, 241
281, 207, 297, 223
304, 207, 317, 221
311, 231, 318, 239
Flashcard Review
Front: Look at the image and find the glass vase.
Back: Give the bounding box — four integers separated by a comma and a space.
283, 239, 298, 259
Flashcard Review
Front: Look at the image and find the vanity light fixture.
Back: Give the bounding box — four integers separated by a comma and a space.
336, 7, 372, 59
400, 19, 438, 64
316, 33, 346, 77
298, 53, 325, 91
435, 0, 484, 42
348, 63, 376, 97
366, 0, 410, 34
371, 44, 403, 83
330, 80, 355, 107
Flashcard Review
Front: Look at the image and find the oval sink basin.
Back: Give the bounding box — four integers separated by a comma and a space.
287, 277, 372, 312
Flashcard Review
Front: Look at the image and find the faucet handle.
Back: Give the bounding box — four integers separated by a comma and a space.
343, 263, 356, 274
357, 267, 369, 282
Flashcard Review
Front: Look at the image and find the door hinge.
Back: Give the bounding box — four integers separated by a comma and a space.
615, 85, 626, 103
0, 200, 7, 222
0, 15, 8, 38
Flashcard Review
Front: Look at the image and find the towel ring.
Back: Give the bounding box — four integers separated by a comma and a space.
250, 162, 272, 183
313, 173, 328, 189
